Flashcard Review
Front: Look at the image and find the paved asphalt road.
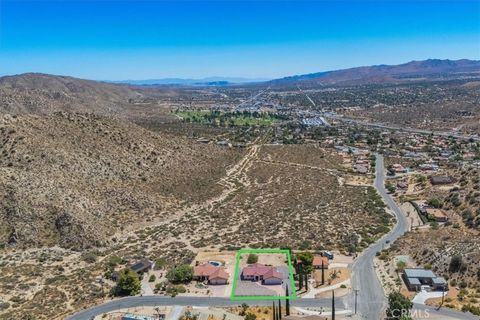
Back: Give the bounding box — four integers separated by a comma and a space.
348, 154, 478, 320
348, 154, 409, 320
66, 296, 345, 320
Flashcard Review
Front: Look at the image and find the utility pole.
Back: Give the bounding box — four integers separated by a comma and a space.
272, 301, 276, 320
437, 284, 446, 310
321, 260, 325, 285
353, 289, 359, 315
331, 290, 335, 320
278, 299, 282, 320
285, 287, 290, 316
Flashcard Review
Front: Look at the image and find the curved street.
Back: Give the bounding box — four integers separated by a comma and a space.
66, 296, 345, 320
348, 154, 409, 319
348, 154, 477, 320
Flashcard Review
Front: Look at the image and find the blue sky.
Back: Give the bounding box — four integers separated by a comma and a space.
0, 0, 479, 80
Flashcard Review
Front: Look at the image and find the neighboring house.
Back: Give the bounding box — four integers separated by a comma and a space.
419, 163, 439, 171
391, 164, 407, 173
193, 263, 229, 285
241, 263, 283, 285
430, 176, 455, 185
397, 181, 408, 189
312, 256, 329, 269
129, 259, 153, 274
402, 268, 448, 291
426, 208, 449, 222
353, 164, 368, 174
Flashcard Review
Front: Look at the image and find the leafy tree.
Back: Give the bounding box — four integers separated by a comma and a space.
167, 264, 193, 283
247, 254, 258, 264
427, 198, 443, 208
112, 268, 141, 296
449, 255, 465, 273
386, 292, 413, 320
245, 313, 257, 320
295, 252, 314, 274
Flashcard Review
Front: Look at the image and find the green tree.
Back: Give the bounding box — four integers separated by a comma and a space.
428, 198, 443, 208
296, 252, 314, 274
386, 292, 413, 320
167, 264, 193, 283
112, 268, 141, 296
449, 255, 464, 273
247, 254, 258, 264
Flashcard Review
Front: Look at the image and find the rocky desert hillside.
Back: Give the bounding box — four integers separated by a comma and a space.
0, 73, 145, 115
0, 112, 243, 250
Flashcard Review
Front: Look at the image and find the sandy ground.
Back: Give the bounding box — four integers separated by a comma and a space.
345, 175, 373, 186
313, 267, 351, 287
400, 202, 424, 230
327, 252, 354, 264
425, 287, 462, 308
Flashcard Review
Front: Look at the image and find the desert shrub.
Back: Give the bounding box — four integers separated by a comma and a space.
81, 252, 98, 264
0, 301, 10, 310
155, 257, 167, 269
462, 304, 480, 316
108, 255, 123, 267
245, 314, 257, 320
247, 254, 258, 264
449, 255, 465, 273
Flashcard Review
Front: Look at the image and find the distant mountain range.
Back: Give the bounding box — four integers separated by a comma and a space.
110, 76, 269, 86
268, 59, 480, 87
107, 59, 480, 87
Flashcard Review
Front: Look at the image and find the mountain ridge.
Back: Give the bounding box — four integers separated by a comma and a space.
268, 59, 480, 86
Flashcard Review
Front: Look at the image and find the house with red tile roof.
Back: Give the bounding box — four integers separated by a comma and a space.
193, 263, 229, 285
312, 256, 329, 270
241, 263, 283, 285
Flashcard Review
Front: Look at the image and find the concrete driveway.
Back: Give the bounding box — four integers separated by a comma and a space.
412, 290, 447, 304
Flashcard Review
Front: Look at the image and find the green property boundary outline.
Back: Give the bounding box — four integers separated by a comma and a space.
230, 249, 297, 301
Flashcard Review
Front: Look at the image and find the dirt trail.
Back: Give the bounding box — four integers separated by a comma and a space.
115, 142, 261, 250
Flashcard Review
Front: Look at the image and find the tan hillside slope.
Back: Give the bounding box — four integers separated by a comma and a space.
0, 112, 242, 250
0, 73, 144, 115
